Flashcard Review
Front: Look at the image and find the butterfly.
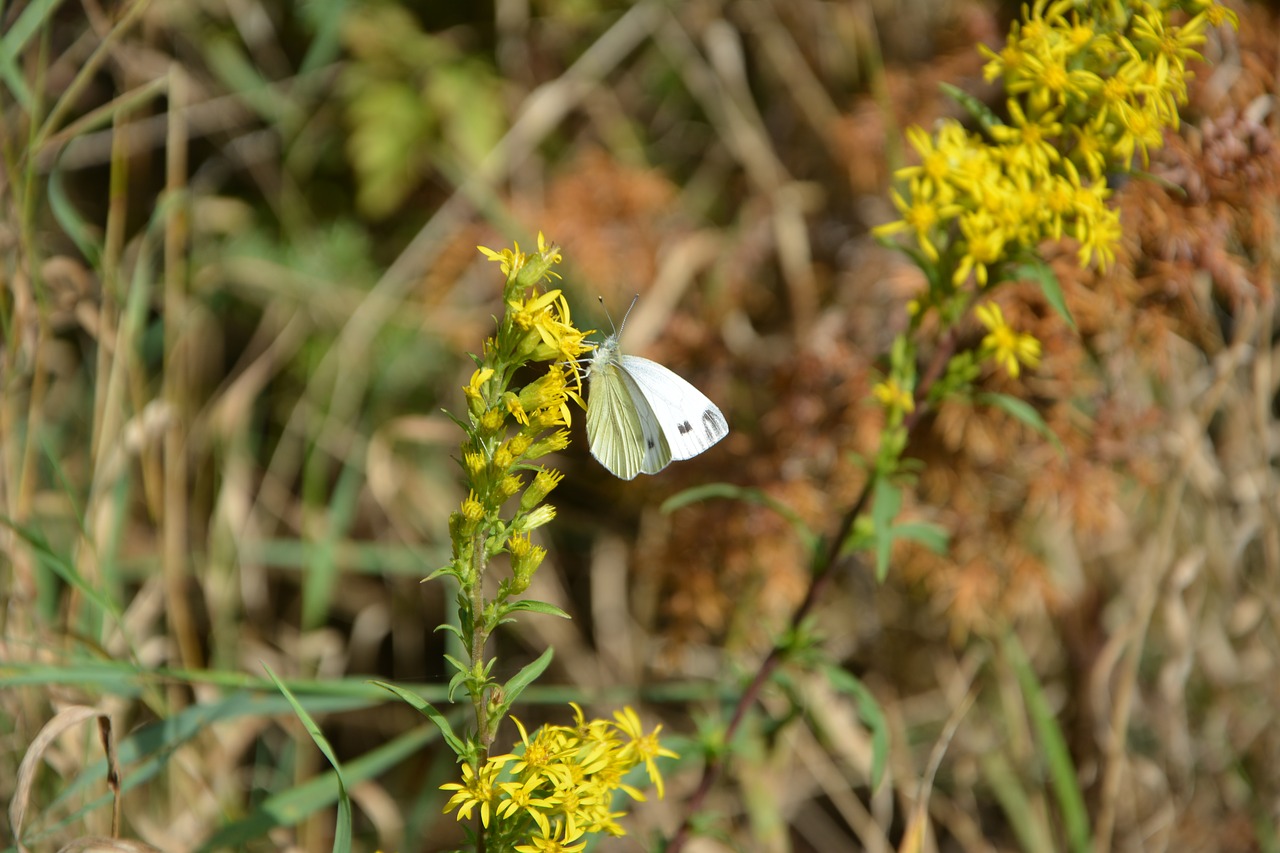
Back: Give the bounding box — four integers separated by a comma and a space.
585, 300, 729, 480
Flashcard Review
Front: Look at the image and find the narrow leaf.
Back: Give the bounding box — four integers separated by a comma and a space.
662, 483, 816, 549
370, 680, 468, 757
977, 392, 1065, 456
504, 599, 570, 619
263, 665, 352, 853
939, 81, 1003, 133
0, 0, 67, 110
48, 157, 102, 265
501, 647, 555, 708
1012, 260, 1075, 331
1002, 633, 1091, 853
822, 665, 889, 790
870, 479, 903, 582
434, 623, 465, 641
892, 522, 949, 555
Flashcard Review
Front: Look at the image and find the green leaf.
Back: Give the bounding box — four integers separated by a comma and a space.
500, 647, 555, 710
1002, 633, 1090, 853
442, 653, 470, 701
0, 0, 66, 111
297, 0, 349, 75
1012, 260, 1075, 331
424, 563, 457, 582
504, 599, 571, 620
976, 392, 1065, 456
870, 479, 902, 582
662, 483, 816, 550
301, 458, 362, 630
343, 76, 433, 219
434, 623, 465, 641
0, 516, 122, 622
822, 665, 890, 790
447, 669, 468, 702
264, 665, 352, 853
892, 522, 949, 555
370, 680, 468, 758
198, 722, 438, 851
441, 654, 470, 679
48, 156, 102, 265
981, 749, 1056, 853
939, 82, 1003, 133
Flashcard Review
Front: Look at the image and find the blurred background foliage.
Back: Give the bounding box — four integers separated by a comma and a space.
1, 0, 1278, 850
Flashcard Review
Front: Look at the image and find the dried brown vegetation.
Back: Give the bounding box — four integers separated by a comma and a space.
2, 1, 1277, 851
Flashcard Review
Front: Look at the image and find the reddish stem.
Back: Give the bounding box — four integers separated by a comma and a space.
665, 331, 956, 852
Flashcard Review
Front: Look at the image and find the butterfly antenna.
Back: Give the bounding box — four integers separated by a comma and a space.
617, 293, 640, 336
597, 295, 616, 336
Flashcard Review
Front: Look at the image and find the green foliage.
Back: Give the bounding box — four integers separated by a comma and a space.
1003, 633, 1092, 853
266, 665, 354, 853
340, 5, 505, 219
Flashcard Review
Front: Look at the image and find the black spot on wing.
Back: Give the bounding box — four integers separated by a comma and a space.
702, 408, 727, 440
677, 420, 693, 435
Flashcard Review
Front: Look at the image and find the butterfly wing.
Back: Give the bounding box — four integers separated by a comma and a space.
619, 355, 728, 463
586, 356, 670, 480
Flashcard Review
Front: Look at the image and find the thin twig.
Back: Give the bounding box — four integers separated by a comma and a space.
666, 331, 958, 851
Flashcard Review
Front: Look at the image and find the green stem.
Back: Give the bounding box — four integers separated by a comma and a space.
467, 530, 491, 753
467, 529, 489, 851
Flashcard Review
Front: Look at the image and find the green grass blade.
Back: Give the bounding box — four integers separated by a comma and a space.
1004, 632, 1091, 853
0, 0, 65, 110
822, 664, 890, 790
196, 723, 438, 852
977, 392, 1065, 456
264, 664, 353, 853
371, 679, 469, 757
981, 749, 1056, 853
501, 646, 554, 709
662, 483, 816, 550
302, 459, 363, 630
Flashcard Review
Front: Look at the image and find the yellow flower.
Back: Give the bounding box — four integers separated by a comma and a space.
610, 706, 679, 799
1131, 10, 1206, 71
514, 822, 587, 853
464, 367, 495, 404
979, 38, 1030, 85
989, 100, 1061, 179
497, 775, 553, 837
508, 289, 593, 365
519, 468, 564, 512
1190, 1, 1238, 30
1006, 43, 1102, 112
975, 302, 1042, 378
953, 210, 1007, 287
513, 504, 557, 533
1073, 194, 1122, 271
894, 125, 962, 204
479, 242, 528, 278
873, 377, 915, 415
507, 715, 571, 785
525, 428, 570, 460
440, 758, 508, 828
1041, 172, 1079, 241
460, 491, 486, 521
873, 178, 961, 263
1069, 120, 1110, 180
518, 363, 575, 426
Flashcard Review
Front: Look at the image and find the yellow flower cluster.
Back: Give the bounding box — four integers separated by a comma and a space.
983, 0, 1234, 175
976, 302, 1042, 378
875, 0, 1236, 281
452, 235, 591, 567
441, 705, 678, 852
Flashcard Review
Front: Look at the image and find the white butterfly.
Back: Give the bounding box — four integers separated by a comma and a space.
585, 303, 729, 480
